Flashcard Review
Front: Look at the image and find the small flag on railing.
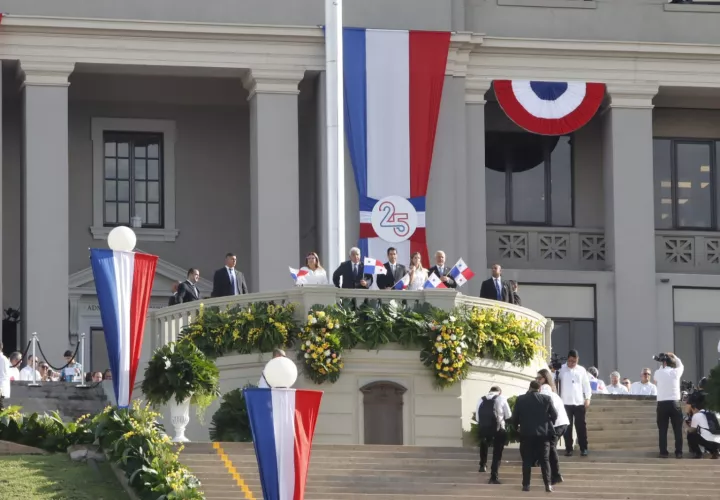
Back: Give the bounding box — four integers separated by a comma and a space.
290, 266, 309, 283
363, 257, 387, 275
393, 273, 410, 290
424, 273, 447, 289
449, 259, 475, 287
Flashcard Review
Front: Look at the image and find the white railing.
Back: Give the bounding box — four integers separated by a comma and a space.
147, 286, 553, 356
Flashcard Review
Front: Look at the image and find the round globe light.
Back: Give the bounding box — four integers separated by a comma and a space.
263, 357, 298, 388
107, 226, 137, 252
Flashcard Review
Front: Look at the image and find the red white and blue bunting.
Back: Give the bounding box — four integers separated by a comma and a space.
493, 80, 605, 136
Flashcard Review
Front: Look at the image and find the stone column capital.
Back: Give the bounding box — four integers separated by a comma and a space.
465, 77, 492, 104
606, 82, 659, 109
241, 69, 304, 100
19, 61, 75, 88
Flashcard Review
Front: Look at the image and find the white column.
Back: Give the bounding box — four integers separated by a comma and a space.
0, 63, 3, 318
242, 69, 303, 292
465, 78, 492, 297
603, 83, 659, 377
20, 61, 74, 363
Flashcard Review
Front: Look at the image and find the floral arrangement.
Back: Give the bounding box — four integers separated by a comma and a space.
297, 308, 344, 384
421, 312, 470, 388
179, 301, 297, 358
465, 306, 544, 366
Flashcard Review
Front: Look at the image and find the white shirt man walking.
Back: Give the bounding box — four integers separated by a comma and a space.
654, 352, 684, 458
476, 386, 512, 484
556, 349, 592, 457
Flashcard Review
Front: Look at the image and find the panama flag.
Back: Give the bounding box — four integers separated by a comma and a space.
449, 259, 475, 288
344, 28, 450, 268
90, 249, 158, 407
424, 273, 447, 289
289, 267, 309, 283
363, 257, 387, 275
393, 273, 410, 290
244, 388, 323, 500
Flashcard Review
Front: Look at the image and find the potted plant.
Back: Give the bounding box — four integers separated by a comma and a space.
142, 342, 220, 442
209, 384, 256, 443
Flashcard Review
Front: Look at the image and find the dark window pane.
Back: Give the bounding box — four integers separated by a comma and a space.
117, 181, 130, 202
104, 142, 116, 157
147, 182, 160, 203
551, 321, 570, 359
135, 159, 146, 180
674, 325, 698, 383
104, 181, 116, 202
147, 160, 159, 180
511, 163, 545, 223
134, 203, 147, 224
486, 169, 506, 224
118, 159, 130, 179
135, 146, 146, 158
550, 136, 573, 226
148, 144, 159, 159
676, 142, 712, 228
135, 182, 146, 202
573, 320, 596, 367
104, 203, 117, 224
118, 143, 129, 157
701, 327, 720, 379
118, 203, 130, 224
653, 139, 673, 229
147, 204, 160, 225
104, 158, 116, 179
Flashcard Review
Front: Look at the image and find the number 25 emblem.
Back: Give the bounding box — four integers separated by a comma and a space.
370, 196, 418, 243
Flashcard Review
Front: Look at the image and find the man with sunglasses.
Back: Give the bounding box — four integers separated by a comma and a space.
630, 368, 657, 396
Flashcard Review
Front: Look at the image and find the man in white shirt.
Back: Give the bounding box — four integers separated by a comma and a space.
7, 352, 21, 381
606, 371, 629, 395
0, 343, 10, 399
685, 396, 720, 459
19, 355, 41, 382
258, 349, 287, 388
653, 352, 684, 458
476, 386, 512, 484
631, 368, 658, 396
587, 367, 608, 394
540, 383, 569, 485
556, 349, 592, 457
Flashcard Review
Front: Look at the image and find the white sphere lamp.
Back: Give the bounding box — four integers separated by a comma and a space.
107, 226, 137, 252
263, 357, 298, 388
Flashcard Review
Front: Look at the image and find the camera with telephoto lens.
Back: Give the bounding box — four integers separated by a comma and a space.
550, 352, 567, 371
653, 352, 672, 364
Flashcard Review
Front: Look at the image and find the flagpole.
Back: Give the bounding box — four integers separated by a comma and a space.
325, 0, 345, 272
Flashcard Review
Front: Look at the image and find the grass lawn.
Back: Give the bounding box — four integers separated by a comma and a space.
0, 454, 128, 500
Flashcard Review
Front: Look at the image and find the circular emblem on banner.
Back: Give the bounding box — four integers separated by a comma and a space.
370, 196, 418, 243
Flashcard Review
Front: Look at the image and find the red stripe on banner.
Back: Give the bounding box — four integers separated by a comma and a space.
409, 228, 429, 268
493, 80, 605, 136
128, 253, 158, 398
293, 390, 323, 500
0, 14, 4, 24
359, 223, 377, 239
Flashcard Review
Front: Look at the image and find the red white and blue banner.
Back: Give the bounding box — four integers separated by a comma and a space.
90, 249, 158, 407
493, 80, 605, 136
244, 388, 323, 500
343, 28, 450, 268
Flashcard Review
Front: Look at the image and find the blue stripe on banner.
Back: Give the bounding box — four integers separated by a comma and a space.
343, 27, 368, 200
244, 388, 280, 500
89, 249, 121, 402
359, 238, 369, 260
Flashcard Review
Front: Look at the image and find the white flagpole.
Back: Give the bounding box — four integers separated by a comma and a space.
325, 0, 345, 272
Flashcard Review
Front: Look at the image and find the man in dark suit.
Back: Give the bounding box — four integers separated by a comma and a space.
376, 247, 407, 289
511, 380, 558, 493
480, 264, 513, 302
428, 250, 456, 288
211, 253, 248, 297
332, 247, 373, 289
177, 268, 201, 303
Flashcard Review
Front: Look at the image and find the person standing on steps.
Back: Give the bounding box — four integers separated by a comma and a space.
654, 352, 684, 459
537, 369, 570, 486
512, 380, 558, 493
476, 385, 512, 484
556, 349, 592, 457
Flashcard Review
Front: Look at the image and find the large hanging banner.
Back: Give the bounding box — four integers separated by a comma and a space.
343, 28, 451, 266
90, 249, 158, 407
493, 80, 605, 136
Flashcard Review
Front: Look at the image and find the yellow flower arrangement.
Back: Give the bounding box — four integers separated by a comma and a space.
298, 308, 344, 384
424, 314, 470, 387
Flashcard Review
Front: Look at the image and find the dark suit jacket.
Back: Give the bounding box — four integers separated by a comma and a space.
177, 280, 200, 303
377, 262, 407, 289
428, 265, 457, 288
211, 267, 248, 297
511, 391, 558, 438
480, 277, 512, 302
332, 261, 374, 289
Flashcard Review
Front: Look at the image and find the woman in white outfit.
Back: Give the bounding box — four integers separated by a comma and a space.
407, 252, 429, 291
299, 252, 329, 285
537, 368, 569, 485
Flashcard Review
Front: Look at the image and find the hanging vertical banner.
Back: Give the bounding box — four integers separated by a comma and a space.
343, 28, 450, 267
245, 388, 323, 500
90, 249, 158, 407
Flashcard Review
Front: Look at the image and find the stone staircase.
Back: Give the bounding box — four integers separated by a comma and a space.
7, 381, 108, 420
180, 442, 720, 499
586, 394, 659, 451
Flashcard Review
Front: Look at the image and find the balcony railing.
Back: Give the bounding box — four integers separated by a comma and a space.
656, 230, 720, 273
147, 287, 553, 357
487, 226, 606, 271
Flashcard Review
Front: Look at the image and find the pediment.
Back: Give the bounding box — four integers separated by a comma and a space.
68, 250, 213, 296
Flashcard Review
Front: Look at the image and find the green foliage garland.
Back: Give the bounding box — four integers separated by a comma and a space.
209, 384, 256, 443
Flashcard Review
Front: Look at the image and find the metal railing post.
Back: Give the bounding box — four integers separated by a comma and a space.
28, 332, 40, 387
77, 332, 87, 388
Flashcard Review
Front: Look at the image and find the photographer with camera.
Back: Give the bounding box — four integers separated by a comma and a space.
653, 352, 684, 458
556, 350, 592, 457
685, 392, 720, 459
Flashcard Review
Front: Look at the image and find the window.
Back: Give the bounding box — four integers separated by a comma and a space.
673, 324, 720, 383
653, 138, 719, 230
103, 133, 163, 227
91, 118, 178, 242
551, 319, 596, 367
485, 132, 573, 226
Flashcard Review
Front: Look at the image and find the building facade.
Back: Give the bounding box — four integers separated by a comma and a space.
2, 0, 720, 380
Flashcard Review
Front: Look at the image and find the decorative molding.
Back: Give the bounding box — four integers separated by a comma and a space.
465, 77, 493, 104
18, 61, 75, 87
241, 69, 304, 99
90, 117, 178, 242
498, 0, 597, 8
446, 32, 483, 77
606, 83, 660, 109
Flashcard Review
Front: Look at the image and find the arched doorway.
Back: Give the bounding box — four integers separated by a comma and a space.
360, 381, 406, 445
